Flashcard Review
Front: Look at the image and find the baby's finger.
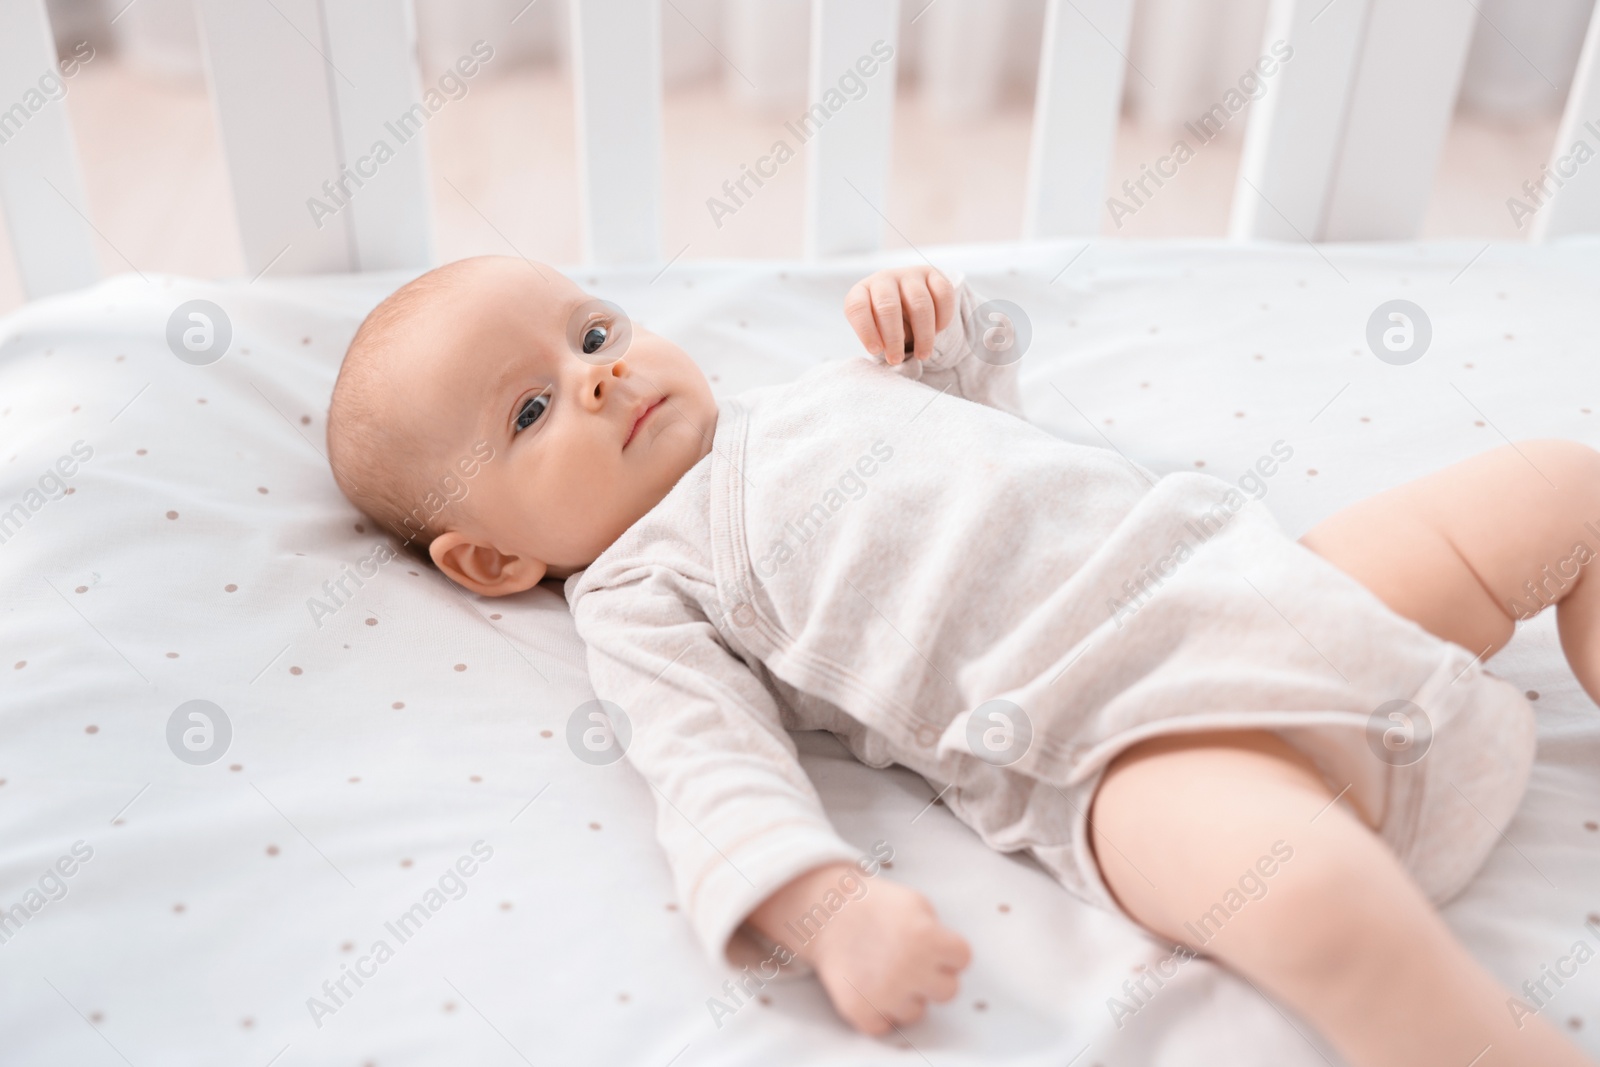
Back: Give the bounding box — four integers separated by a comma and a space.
928, 269, 956, 333
899, 275, 937, 362
869, 278, 906, 365
920, 968, 961, 1004
842, 989, 897, 1037
844, 280, 884, 356
933, 929, 973, 972
887, 992, 928, 1028
845, 1002, 893, 1037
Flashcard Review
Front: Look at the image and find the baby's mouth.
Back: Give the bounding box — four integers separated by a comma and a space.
624, 397, 666, 449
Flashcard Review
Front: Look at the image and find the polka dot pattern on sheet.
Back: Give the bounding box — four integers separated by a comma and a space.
5, 252, 1596, 1064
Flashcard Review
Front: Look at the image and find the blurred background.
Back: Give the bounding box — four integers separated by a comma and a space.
0, 0, 1592, 315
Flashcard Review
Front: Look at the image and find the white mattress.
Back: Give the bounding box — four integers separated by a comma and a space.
1, 238, 1597, 1066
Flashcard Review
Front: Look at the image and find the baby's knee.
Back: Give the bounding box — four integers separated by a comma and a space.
1514, 438, 1600, 499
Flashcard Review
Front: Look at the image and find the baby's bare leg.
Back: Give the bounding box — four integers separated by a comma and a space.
1082, 441, 1600, 1063
1298, 438, 1600, 702
1091, 731, 1592, 1067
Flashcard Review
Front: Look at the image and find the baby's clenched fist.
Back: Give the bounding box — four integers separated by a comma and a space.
808, 877, 971, 1034
748, 862, 971, 1035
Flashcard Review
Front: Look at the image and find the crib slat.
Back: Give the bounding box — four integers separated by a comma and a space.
198, 0, 432, 277
1023, 0, 1135, 239
1229, 0, 1368, 241
0, 0, 99, 299
1319, 0, 1475, 240
1233, 0, 1475, 242
804, 0, 901, 259
921, 0, 1009, 123
195, 0, 355, 275
570, 0, 662, 265
320, 0, 435, 272
1533, 3, 1600, 240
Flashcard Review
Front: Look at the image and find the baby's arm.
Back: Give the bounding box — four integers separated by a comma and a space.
574, 576, 970, 1034
844, 265, 1026, 418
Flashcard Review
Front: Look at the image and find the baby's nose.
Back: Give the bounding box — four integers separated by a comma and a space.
589, 358, 627, 401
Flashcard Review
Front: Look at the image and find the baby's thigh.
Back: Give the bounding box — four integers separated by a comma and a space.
1089, 730, 1444, 1010
1091, 731, 1354, 945
1090, 731, 1580, 1067
1296, 440, 1600, 656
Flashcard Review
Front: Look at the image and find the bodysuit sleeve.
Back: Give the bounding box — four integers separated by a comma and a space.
572, 570, 867, 964
869, 270, 1027, 419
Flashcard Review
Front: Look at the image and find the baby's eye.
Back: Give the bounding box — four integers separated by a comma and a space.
514, 392, 549, 433
581, 324, 608, 355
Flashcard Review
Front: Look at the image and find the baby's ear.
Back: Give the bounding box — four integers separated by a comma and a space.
429, 531, 547, 596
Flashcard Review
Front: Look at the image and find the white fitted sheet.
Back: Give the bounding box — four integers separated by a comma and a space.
0, 238, 1597, 1066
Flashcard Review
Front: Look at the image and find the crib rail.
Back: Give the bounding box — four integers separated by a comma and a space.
804, 0, 901, 257
1023, 0, 1135, 239
192, 0, 432, 277
4, 0, 1600, 300
0, 0, 99, 298
1535, 5, 1600, 240
1233, 0, 1478, 242
571, 0, 663, 263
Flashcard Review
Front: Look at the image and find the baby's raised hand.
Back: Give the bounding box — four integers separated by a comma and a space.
748, 862, 971, 1035
845, 266, 956, 366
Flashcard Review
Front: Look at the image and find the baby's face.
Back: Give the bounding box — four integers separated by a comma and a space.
404, 260, 716, 593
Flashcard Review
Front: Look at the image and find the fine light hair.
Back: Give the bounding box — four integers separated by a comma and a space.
326, 261, 486, 564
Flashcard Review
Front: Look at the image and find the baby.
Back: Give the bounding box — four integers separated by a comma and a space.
328, 255, 1597, 1067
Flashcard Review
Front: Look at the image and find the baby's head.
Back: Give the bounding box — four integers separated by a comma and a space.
327, 256, 717, 594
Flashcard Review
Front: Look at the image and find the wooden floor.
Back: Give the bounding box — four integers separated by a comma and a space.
0, 56, 1561, 315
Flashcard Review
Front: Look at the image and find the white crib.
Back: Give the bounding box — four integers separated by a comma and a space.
6, 0, 1600, 298
3, 4, 1600, 1066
